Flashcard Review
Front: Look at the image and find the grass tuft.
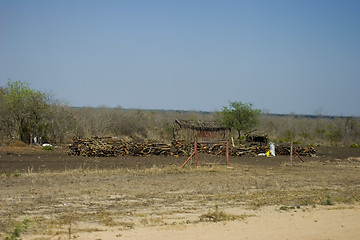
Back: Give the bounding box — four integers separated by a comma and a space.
325, 195, 335, 206
5, 218, 30, 240
199, 206, 250, 222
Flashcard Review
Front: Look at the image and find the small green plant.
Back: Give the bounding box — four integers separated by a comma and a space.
2, 172, 12, 177
1, 172, 21, 177
325, 195, 334, 206
279, 205, 289, 211
279, 205, 293, 211
350, 143, 360, 148
5, 218, 30, 240
42, 145, 54, 151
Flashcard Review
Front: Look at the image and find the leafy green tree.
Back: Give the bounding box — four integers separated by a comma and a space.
0, 80, 51, 143
220, 101, 260, 140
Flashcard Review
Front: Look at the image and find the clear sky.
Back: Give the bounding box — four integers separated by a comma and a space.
1, 0, 359, 116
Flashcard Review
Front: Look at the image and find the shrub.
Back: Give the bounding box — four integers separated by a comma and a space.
42, 145, 54, 151
5, 218, 30, 240
350, 143, 360, 148
324, 195, 334, 206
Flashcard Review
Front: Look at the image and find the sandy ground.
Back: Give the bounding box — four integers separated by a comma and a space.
44, 205, 360, 240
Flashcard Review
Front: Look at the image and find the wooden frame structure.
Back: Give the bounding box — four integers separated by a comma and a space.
180, 140, 230, 168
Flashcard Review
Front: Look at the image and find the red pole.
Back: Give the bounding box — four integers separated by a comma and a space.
194, 140, 198, 168
180, 151, 196, 168
226, 141, 229, 167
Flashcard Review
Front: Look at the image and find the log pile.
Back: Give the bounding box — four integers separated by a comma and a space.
274, 145, 317, 156
69, 137, 316, 157
195, 143, 316, 157
69, 137, 191, 157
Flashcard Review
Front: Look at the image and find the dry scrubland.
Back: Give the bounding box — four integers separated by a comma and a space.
70, 108, 360, 146
1, 146, 360, 239
2, 103, 360, 146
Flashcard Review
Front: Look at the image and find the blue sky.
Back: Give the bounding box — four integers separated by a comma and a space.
1, 0, 359, 116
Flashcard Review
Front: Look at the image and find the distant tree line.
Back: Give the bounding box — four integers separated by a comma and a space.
1, 80, 359, 147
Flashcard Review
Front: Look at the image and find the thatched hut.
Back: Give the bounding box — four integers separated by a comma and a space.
173, 119, 230, 142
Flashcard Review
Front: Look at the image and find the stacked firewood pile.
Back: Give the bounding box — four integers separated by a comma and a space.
195, 143, 256, 156
195, 143, 316, 157
274, 145, 317, 156
69, 137, 316, 157
69, 137, 191, 157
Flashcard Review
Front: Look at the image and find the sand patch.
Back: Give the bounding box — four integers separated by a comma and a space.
67, 205, 360, 240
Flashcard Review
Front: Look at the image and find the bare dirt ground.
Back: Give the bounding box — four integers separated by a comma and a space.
1, 145, 360, 239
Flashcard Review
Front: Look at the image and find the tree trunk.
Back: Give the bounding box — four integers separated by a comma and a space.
237, 130, 241, 141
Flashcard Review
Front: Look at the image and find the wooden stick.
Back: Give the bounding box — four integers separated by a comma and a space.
290, 140, 293, 164
294, 149, 304, 162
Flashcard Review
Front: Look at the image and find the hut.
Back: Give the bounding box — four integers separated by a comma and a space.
173, 119, 230, 142
245, 131, 268, 145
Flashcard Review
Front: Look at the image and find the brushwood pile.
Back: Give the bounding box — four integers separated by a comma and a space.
69, 137, 316, 157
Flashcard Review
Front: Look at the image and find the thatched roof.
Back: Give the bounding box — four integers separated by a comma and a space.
246, 131, 268, 137
174, 119, 230, 131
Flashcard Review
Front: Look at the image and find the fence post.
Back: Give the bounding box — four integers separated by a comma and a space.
290, 140, 293, 164
194, 140, 198, 168
226, 141, 229, 167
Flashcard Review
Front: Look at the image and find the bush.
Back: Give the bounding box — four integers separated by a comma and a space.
5, 218, 30, 240
324, 195, 334, 206
350, 143, 360, 148
42, 145, 54, 151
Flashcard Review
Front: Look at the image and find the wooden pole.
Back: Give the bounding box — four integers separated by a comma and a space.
290, 140, 293, 164
226, 141, 230, 167
194, 140, 198, 168
294, 149, 305, 162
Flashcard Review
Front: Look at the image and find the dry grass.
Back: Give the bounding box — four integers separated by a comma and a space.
1, 160, 360, 239
199, 205, 252, 222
